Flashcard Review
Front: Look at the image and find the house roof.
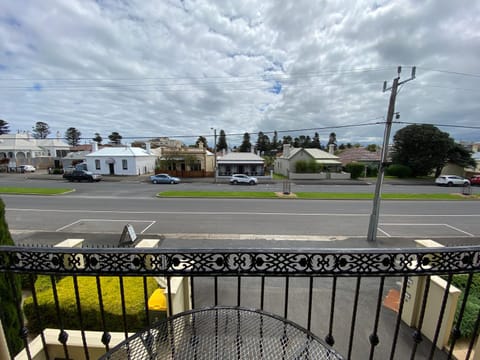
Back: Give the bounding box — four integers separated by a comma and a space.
336, 147, 382, 166
0, 134, 42, 152
281, 147, 340, 163
86, 146, 155, 157
217, 152, 265, 164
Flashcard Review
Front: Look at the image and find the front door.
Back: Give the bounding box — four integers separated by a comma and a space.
109, 163, 115, 175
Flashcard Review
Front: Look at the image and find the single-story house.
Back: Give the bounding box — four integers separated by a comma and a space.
217, 151, 265, 176
85, 143, 156, 175
151, 143, 215, 177
274, 144, 343, 178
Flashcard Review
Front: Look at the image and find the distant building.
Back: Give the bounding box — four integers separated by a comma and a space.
217, 151, 265, 176
0, 133, 70, 170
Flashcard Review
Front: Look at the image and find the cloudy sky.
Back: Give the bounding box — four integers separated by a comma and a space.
1, 0, 479, 148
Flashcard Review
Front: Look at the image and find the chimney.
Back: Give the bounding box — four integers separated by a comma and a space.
92, 142, 98, 153
146, 142, 151, 154
283, 144, 290, 157
329, 144, 334, 154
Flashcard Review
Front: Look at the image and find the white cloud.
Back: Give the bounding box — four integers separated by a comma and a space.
0, 0, 479, 147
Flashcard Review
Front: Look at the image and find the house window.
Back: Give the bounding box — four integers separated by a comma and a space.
95, 160, 100, 170
122, 159, 128, 170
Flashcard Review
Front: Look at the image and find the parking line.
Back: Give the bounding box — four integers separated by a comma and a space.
377, 227, 392, 237
444, 224, 475, 237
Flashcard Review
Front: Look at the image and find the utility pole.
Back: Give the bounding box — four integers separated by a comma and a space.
367, 66, 416, 242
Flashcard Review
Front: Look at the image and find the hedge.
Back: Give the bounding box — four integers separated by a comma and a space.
23, 275, 160, 334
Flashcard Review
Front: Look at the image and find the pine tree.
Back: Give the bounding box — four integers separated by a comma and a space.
32, 121, 50, 139
0, 119, 10, 135
65, 127, 82, 146
216, 130, 228, 152
108, 132, 122, 145
92, 133, 103, 145
239, 132, 252, 152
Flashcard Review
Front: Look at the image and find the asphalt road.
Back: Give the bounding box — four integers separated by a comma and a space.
2, 177, 479, 248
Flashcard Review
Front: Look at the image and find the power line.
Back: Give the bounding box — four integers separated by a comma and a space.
417, 67, 480, 78
394, 121, 480, 130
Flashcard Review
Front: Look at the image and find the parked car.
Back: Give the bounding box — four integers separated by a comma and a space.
150, 174, 180, 184
19, 165, 36, 172
229, 174, 258, 185
63, 170, 102, 182
435, 175, 470, 187
470, 175, 480, 186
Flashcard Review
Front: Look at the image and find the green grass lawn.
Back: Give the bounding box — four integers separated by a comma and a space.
0, 187, 74, 195
158, 190, 478, 200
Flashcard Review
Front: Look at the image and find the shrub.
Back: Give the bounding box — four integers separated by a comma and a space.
385, 164, 413, 178
0, 199, 23, 355
295, 160, 308, 173
23, 275, 160, 334
450, 274, 480, 338
345, 162, 365, 179
295, 160, 322, 173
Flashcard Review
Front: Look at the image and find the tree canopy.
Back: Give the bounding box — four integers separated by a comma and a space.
239, 132, 252, 152
108, 132, 122, 145
32, 121, 50, 139
391, 124, 474, 177
65, 127, 81, 146
216, 130, 228, 152
195, 136, 208, 149
92, 133, 103, 144
0, 119, 10, 135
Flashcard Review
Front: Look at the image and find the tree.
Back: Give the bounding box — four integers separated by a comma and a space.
0, 119, 10, 135
65, 127, 81, 146
195, 136, 208, 149
92, 133, 103, 145
392, 124, 453, 177
366, 144, 377, 152
108, 132, 122, 145
239, 132, 252, 152
271, 131, 279, 152
255, 131, 270, 154
311, 132, 321, 149
32, 121, 50, 139
216, 130, 228, 152
0, 199, 23, 355
327, 132, 337, 151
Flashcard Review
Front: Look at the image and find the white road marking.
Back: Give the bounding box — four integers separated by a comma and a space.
56, 219, 155, 233
377, 227, 392, 237
444, 224, 475, 237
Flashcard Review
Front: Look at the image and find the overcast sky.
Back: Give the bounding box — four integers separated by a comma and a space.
1, 0, 479, 148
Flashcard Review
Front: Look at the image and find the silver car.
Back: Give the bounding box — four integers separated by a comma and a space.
229, 174, 258, 185
435, 175, 470, 187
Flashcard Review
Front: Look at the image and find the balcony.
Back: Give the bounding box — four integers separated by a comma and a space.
1, 238, 480, 359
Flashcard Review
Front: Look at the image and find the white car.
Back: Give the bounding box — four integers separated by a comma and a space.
229, 174, 258, 185
19, 165, 36, 172
435, 175, 470, 187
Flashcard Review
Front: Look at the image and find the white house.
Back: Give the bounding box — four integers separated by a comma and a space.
85, 144, 156, 176
0, 133, 70, 169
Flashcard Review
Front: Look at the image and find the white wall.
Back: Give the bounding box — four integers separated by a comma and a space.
86, 156, 156, 175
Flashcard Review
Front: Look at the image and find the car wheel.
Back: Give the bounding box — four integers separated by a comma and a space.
447, 182, 453, 187
170, 180, 174, 184
249, 180, 255, 185
232, 180, 238, 185
153, 180, 158, 184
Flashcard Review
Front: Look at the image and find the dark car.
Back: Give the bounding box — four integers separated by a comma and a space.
63, 170, 102, 182
471, 175, 480, 186
150, 174, 180, 184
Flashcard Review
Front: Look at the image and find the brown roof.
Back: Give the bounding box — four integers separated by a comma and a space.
337, 147, 382, 166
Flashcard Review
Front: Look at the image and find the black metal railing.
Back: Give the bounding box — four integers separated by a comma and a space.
1, 245, 480, 359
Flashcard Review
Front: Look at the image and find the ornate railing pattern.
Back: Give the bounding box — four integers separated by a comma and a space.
1, 246, 479, 276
